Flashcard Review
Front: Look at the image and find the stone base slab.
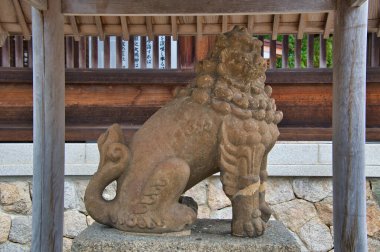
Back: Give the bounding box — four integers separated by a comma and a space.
71, 219, 301, 252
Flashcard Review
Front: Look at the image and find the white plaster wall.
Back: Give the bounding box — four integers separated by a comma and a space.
0, 142, 379, 177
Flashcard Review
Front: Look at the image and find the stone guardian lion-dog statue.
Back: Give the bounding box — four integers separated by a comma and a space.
85, 26, 283, 238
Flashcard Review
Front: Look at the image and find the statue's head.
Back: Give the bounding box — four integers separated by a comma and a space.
175, 26, 282, 125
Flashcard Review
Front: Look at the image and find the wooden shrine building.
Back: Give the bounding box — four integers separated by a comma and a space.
0, 0, 379, 251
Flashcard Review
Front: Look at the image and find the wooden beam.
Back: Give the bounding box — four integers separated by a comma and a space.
165, 36, 171, 69
171, 16, 178, 41
282, 35, 289, 68
0, 24, 8, 48
120, 17, 129, 41
350, 0, 367, 7
140, 36, 147, 69
297, 14, 306, 40
69, 16, 80, 41
78, 37, 87, 68
104, 36, 110, 68
247, 15, 254, 33
31, 0, 65, 250
90, 36, 98, 68
146, 17, 154, 41
15, 36, 24, 67
153, 36, 159, 69
222, 15, 228, 33
62, 0, 337, 15
307, 34, 315, 68
272, 14, 280, 40
370, 33, 380, 67
25, 0, 47, 10
128, 36, 135, 69
197, 16, 203, 40
323, 11, 334, 39
95, 16, 105, 41
295, 38, 302, 68
65, 37, 74, 68
12, 0, 31, 40
270, 39, 277, 68
332, 0, 368, 251
1, 37, 10, 67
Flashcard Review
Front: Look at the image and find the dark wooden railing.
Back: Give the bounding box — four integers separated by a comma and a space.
1, 33, 379, 70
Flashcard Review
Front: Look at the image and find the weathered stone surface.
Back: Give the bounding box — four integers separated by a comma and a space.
72, 220, 300, 252
210, 207, 232, 219
198, 205, 211, 219
0, 241, 30, 252
63, 237, 73, 252
64, 210, 88, 238
371, 179, 380, 206
368, 237, 380, 252
102, 181, 117, 201
315, 196, 333, 226
288, 230, 308, 252
367, 200, 380, 238
84, 27, 281, 237
8, 216, 32, 244
271, 199, 318, 232
293, 178, 332, 202
0, 212, 11, 243
0, 182, 32, 214
183, 180, 208, 205
208, 177, 231, 210
367, 180, 374, 200
87, 215, 95, 226
298, 218, 333, 251
64, 179, 79, 210
266, 178, 295, 205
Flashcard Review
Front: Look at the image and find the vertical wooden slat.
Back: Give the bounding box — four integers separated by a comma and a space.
31, 0, 65, 250
370, 33, 380, 67
28, 39, 33, 68
333, 0, 368, 251
128, 35, 135, 69
258, 35, 264, 57
165, 36, 171, 69
195, 36, 209, 62
307, 34, 314, 68
104, 36, 110, 68
1, 37, 10, 67
178, 36, 195, 70
140, 36, 147, 69
295, 38, 302, 68
78, 37, 87, 68
115, 36, 122, 68
269, 39, 276, 69
319, 35, 327, 68
15, 36, 24, 67
153, 36, 159, 69
73, 39, 79, 68
282, 35, 289, 68
91, 36, 98, 68
65, 37, 74, 68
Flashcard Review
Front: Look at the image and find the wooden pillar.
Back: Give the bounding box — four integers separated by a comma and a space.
195, 36, 209, 62
115, 36, 122, 68
282, 35, 289, 68
165, 36, 171, 69
15, 36, 24, 67
28, 40, 33, 68
128, 36, 135, 69
307, 34, 314, 68
65, 37, 74, 68
104, 36, 110, 68
370, 33, 380, 67
31, 0, 65, 251
269, 39, 276, 69
91, 36, 98, 68
178, 36, 195, 70
140, 36, 147, 69
295, 38, 302, 68
319, 35, 327, 68
332, 1, 368, 251
1, 37, 10, 67
153, 36, 159, 69
258, 35, 264, 57
78, 37, 87, 69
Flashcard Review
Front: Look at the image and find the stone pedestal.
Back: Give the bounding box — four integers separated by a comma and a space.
71, 219, 301, 252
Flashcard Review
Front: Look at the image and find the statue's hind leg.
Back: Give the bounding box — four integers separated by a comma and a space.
113, 157, 196, 233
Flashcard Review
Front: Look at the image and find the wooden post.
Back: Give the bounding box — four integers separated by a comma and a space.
104, 36, 110, 68
319, 35, 327, 68
31, 0, 65, 250
128, 36, 135, 69
295, 38, 302, 68
307, 34, 314, 68
165, 36, 171, 69
332, 1, 368, 251
65, 37, 74, 68
78, 37, 87, 68
1, 37, 10, 67
15, 36, 24, 67
115, 36, 122, 68
140, 36, 147, 69
153, 36, 159, 69
370, 33, 380, 67
178, 36, 195, 70
258, 35, 264, 57
28, 40, 33, 68
269, 39, 276, 69
282, 35, 289, 68
91, 36, 98, 68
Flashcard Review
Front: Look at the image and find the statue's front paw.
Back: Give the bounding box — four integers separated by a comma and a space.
232, 209, 266, 237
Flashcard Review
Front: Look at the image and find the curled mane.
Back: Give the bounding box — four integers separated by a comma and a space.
175, 26, 283, 125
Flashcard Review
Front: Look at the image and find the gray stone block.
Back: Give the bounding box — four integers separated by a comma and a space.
72, 220, 301, 252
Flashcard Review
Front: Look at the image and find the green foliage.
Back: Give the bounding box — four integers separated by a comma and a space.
260, 34, 333, 69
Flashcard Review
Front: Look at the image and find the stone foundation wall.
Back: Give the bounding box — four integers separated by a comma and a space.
0, 176, 379, 252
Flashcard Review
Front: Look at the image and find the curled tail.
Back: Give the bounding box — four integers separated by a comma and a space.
84, 124, 130, 225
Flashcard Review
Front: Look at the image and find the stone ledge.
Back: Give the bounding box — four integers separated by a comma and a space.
71, 220, 300, 252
